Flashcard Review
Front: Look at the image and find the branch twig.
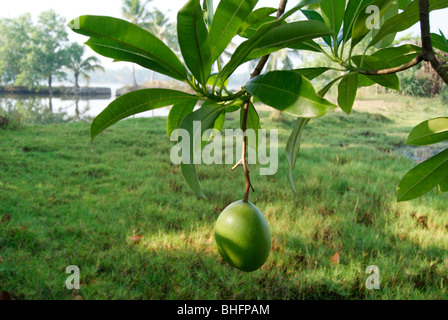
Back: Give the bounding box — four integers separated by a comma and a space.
238, 0, 288, 203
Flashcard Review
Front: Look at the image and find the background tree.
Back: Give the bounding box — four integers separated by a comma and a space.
17, 10, 69, 96
122, 0, 152, 87
66, 43, 104, 88
0, 14, 33, 85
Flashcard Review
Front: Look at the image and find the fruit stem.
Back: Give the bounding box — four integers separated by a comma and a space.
240, 0, 288, 203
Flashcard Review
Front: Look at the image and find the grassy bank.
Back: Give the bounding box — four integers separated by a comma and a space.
1, 93, 448, 299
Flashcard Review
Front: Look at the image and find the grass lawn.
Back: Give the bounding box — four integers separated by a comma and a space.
1, 92, 448, 300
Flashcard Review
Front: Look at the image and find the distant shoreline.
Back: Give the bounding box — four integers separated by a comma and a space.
0, 86, 112, 98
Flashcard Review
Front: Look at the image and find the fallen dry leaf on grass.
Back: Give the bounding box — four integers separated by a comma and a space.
130, 235, 143, 244
0, 257, 4, 263
330, 252, 340, 264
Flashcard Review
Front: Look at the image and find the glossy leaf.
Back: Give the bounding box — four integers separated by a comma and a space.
371, 44, 421, 67
217, 0, 319, 83
178, 0, 212, 86
431, 33, 448, 53
203, 0, 214, 27
69, 15, 188, 81
179, 103, 227, 198
318, 76, 344, 97
342, 0, 372, 44
301, 9, 332, 46
244, 71, 337, 118
238, 16, 277, 39
238, 7, 277, 35
245, 20, 334, 61
320, 0, 346, 35
397, 148, 448, 202
209, 0, 258, 62
167, 100, 198, 137
407, 117, 448, 146
293, 67, 331, 80
370, 0, 448, 48
372, 0, 398, 49
351, 0, 392, 49
91, 89, 197, 139
351, 55, 400, 90
338, 72, 358, 115
286, 118, 310, 193
398, 0, 411, 9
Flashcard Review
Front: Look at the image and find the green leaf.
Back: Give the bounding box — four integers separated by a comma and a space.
351, 0, 392, 49
288, 40, 325, 53
397, 148, 448, 202
244, 71, 337, 118
286, 118, 310, 193
320, 0, 346, 35
179, 102, 227, 198
301, 9, 332, 46
69, 15, 188, 81
208, 0, 258, 62
226, 98, 245, 113
370, 0, 448, 48
238, 7, 277, 35
178, 0, 213, 86
342, 0, 372, 44
238, 16, 277, 39
207, 73, 229, 88
398, 0, 411, 10
371, 44, 421, 67
217, 0, 318, 83
351, 55, 400, 90
337, 72, 358, 115
245, 20, 334, 61
167, 100, 198, 137
318, 76, 344, 97
91, 89, 197, 139
85, 38, 184, 81
240, 102, 261, 150
407, 117, 448, 146
203, 0, 214, 27
293, 67, 331, 80
431, 33, 448, 53
437, 178, 448, 194
371, 0, 398, 48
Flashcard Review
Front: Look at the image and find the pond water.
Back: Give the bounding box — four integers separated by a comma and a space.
0, 83, 171, 125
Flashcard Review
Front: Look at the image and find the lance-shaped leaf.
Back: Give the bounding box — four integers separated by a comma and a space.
318, 76, 344, 97
286, 118, 310, 193
301, 9, 332, 46
91, 89, 198, 139
203, 0, 214, 27
371, 44, 421, 67
245, 20, 334, 61
320, 0, 346, 35
209, 0, 259, 62
431, 33, 448, 53
69, 15, 188, 82
294, 67, 331, 80
238, 7, 277, 35
217, 0, 319, 83
371, 0, 398, 49
397, 148, 448, 202
398, 0, 411, 9
351, 0, 392, 49
351, 55, 400, 90
167, 99, 198, 137
238, 16, 277, 39
407, 118, 448, 146
437, 179, 448, 194
244, 71, 337, 118
342, 0, 372, 44
179, 102, 227, 198
337, 72, 358, 115
178, 0, 212, 86
370, 0, 448, 48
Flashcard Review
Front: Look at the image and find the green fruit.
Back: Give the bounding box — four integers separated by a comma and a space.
214, 200, 271, 272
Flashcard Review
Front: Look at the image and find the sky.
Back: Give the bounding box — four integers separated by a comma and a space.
0, 0, 447, 70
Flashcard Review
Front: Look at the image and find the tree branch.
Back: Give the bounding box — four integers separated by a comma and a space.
358, 54, 424, 75
418, 0, 448, 84
238, 0, 288, 203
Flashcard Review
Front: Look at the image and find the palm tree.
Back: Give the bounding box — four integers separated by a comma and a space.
122, 0, 152, 87
66, 43, 104, 88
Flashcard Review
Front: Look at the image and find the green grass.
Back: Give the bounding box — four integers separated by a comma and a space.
1, 92, 448, 300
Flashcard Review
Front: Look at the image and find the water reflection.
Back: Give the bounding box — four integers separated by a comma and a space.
0, 91, 172, 125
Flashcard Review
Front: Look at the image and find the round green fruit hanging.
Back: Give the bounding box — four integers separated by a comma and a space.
214, 200, 271, 272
